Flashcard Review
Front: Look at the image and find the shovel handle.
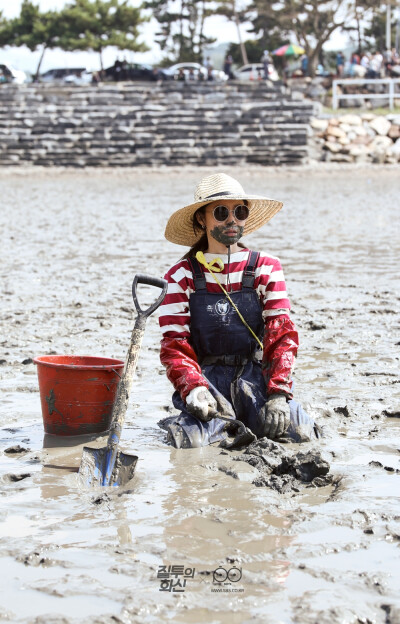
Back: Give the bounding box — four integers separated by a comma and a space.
208, 410, 246, 433
132, 274, 168, 317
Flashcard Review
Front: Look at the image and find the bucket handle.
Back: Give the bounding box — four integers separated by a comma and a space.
132, 274, 168, 318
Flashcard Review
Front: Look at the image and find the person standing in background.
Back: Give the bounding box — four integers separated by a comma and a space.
223, 54, 234, 79
336, 51, 345, 77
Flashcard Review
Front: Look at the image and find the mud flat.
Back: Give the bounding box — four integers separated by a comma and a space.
0, 165, 399, 623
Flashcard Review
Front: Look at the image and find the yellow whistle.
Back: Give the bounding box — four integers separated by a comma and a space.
196, 251, 224, 273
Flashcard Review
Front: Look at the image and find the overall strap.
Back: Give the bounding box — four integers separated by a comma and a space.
187, 256, 207, 290
242, 250, 260, 289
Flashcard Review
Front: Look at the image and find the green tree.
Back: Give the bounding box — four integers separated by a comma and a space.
227, 33, 284, 66
226, 39, 260, 65
353, 0, 382, 53
1, 1, 69, 79
64, 0, 149, 71
144, 0, 216, 64
0, 12, 13, 48
214, 0, 251, 65
364, 6, 397, 51
249, 0, 379, 77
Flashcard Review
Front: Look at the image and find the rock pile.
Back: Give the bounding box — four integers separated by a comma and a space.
310, 113, 400, 163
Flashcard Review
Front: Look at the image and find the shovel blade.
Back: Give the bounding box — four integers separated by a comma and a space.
79, 446, 138, 487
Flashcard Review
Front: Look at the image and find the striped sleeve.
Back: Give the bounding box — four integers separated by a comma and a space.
254, 254, 291, 320
158, 260, 194, 338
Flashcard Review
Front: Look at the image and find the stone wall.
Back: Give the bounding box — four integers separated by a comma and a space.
0, 81, 314, 167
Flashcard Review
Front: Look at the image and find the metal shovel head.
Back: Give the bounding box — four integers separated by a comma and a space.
79, 445, 138, 487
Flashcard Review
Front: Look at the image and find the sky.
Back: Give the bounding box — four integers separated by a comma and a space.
0, 0, 349, 74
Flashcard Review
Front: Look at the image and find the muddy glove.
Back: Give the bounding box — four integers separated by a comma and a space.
186, 386, 217, 422
220, 420, 256, 449
260, 393, 290, 440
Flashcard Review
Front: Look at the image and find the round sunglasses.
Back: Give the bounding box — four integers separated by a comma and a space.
212, 204, 249, 222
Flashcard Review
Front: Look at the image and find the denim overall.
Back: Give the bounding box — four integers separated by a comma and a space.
167, 251, 317, 448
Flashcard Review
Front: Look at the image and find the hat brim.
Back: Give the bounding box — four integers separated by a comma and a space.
165, 194, 283, 246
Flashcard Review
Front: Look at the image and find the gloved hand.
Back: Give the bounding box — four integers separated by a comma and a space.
186, 386, 217, 422
260, 393, 290, 440
220, 420, 256, 449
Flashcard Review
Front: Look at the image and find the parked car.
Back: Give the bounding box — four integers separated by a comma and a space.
104, 62, 170, 82
234, 63, 279, 82
0, 63, 27, 84
163, 62, 228, 82
40, 67, 92, 83
64, 70, 93, 85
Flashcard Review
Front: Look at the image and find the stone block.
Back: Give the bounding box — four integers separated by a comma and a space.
352, 135, 372, 146
388, 124, 400, 139
352, 125, 367, 136
337, 114, 362, 126
369, 116, 391, 136
338, 123, 352, 133
389, 137, 400, 155
361, 112, 376, 121
341, 98, 363, 108
327, 125, 347, 139
330, 153, 354, 162
386, 113, 400, 124
310, 119, 328, 132
385, 151, 399, 163
371, 151, 386, 164
369, 135, 393, 150
0, 153, 19, 161
325, 141, 341, 153
348, 143, 369, 156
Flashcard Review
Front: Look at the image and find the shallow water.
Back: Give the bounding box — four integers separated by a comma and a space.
0, 165, 399, 623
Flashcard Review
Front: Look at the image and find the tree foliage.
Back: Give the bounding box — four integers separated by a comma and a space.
249, 0, 345, 76
363, 6, 397, 51
227, 35, 282, 64
0, 12, 13, 48
0, 0, 149, 76
144, 0, 216, 64
226, 38, 261, 64
2, 1, 72, 78
213, 0, 254, 63
248, 0, 381, 76
63, 0, 149, 70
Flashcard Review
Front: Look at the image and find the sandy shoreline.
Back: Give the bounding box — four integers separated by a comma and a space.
0, 167, 399, 623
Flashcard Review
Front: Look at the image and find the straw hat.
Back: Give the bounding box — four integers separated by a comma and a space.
165, 173, 283, 246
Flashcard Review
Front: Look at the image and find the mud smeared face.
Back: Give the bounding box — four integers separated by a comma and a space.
198, 199, 248, 250
210, 223, 244, 246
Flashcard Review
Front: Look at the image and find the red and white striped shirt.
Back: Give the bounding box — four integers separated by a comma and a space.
159, 248, 291, 338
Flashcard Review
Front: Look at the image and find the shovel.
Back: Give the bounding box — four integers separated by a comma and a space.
205, 389, 256, 449
79, 274, 167, 487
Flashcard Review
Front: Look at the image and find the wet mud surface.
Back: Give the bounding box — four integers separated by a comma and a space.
0, 165, 399, 623
232, 440, 332, 493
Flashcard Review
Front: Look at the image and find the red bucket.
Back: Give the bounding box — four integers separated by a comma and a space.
34, 355, 124, 436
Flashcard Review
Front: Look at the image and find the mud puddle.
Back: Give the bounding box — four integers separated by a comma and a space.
0, 166, 399, 623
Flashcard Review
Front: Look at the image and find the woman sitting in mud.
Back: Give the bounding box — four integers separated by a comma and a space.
158, 173, 320, 448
